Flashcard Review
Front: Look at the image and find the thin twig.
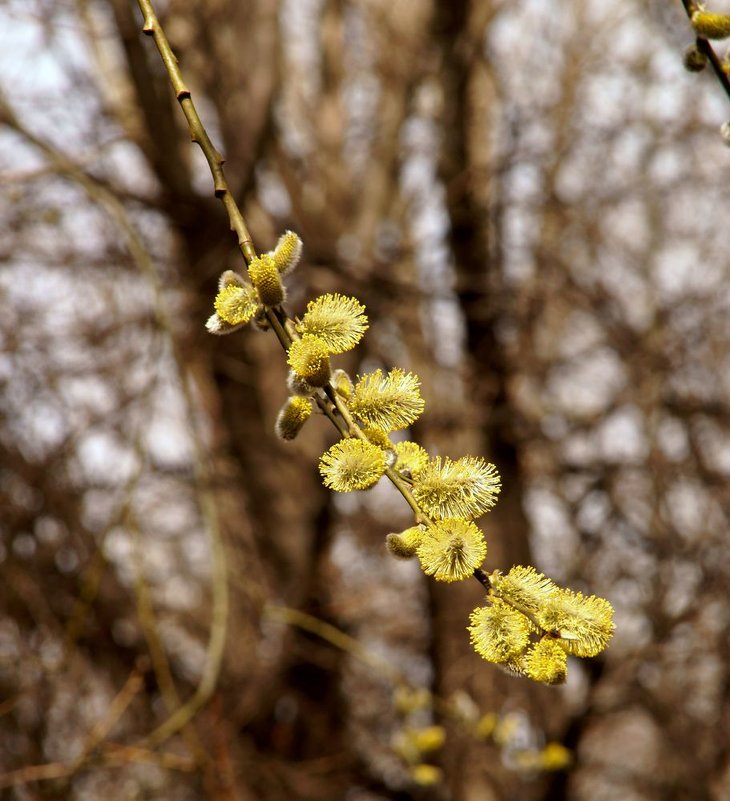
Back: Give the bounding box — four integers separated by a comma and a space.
98, 742, 196, 771
0, 742, 195, 789
0, 666, 145, 789
264, 605, 404, 684
136, 0, 256, 263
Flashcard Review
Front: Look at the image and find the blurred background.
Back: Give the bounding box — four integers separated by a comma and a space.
1, 0, 730, 799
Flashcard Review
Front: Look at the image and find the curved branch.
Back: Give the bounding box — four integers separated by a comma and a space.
136, 0, 257, 265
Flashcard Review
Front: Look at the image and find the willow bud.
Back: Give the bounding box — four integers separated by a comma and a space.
683, 43, 707, 72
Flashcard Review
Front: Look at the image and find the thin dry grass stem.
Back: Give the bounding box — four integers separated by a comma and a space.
96, 743, 196, 771
264, 605, 404, 685
127, 498, 209, 764
0, 665, 147, 789
0, 742, 195, 790
264, 604, 556, 770
61, 415, 212, 764
79, 665, 147, 757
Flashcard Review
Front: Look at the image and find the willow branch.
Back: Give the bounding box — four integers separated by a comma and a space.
680, 0, 730, 104
133, 1, 491, 593
135, 0, 256, 263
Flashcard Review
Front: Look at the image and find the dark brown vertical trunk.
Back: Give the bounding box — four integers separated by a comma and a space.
427, 3, 547, 799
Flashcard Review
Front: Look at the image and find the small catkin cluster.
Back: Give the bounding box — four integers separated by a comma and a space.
391, 720, 445, 787
391, 685, 572, 783
206, 230, 302, 335
471, 709, 572, 772
681, 7, 730, 145
468, 566, 615, 684
207, 230, 615, 686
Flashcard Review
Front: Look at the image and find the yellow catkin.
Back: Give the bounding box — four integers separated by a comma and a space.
417, 519, 487, 582
213, 283, 259, 325
385, 526, 425, 559
692, 10, 730, 39
287, 334, 331, 387
468, 598, 532, 663
537, 589, 615, 658
489, 565, 558, 616
410, 726, 446, 754
331, 368, 353, 400
540, 742, 572, 770
393, 686, 431, 715
349, 368, 425, 431
319, 438, 387, 491
474, 712, 498, 740
393, 441, 429, 477
409, 764, 442, 786
299, 293, 368, 353
275, 396, 312, 440
248, 253, 285, 306
271, 230, 303, 274
362, 427, 393, 450
411, 456, 501, 520
522, 638, 568, 685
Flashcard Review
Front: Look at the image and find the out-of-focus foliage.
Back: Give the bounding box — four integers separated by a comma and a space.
1, 1, 730, 799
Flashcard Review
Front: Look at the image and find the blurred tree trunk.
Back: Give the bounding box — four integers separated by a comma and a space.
425, 3, 544, 798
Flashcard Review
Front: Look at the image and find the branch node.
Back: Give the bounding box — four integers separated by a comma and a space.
473, 568, 492, 591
